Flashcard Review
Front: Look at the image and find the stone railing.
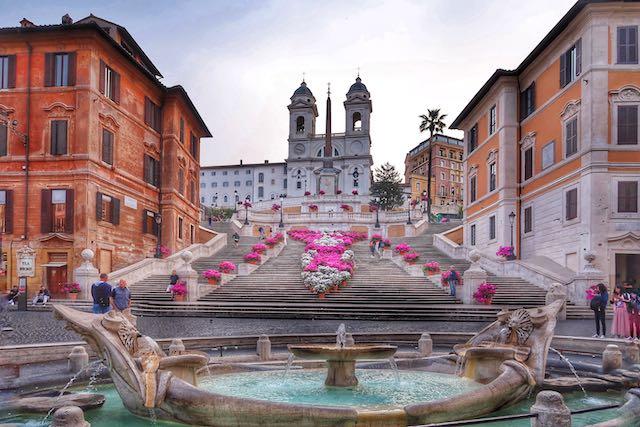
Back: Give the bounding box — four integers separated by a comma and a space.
433, 225, 468, 260
244, 209, 424, 225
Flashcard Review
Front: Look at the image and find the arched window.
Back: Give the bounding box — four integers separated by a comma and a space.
316, 147, 340, 157
245, 195, 251, 201
352, 112, 362, 131
223, 195, 228, 203
296, 116, 305, 133
258, 173, 264, 183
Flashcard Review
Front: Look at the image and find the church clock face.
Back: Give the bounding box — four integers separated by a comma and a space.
294, 144, 305, 155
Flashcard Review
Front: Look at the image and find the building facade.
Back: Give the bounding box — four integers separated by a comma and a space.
451, 0, 640, 286
0, 15, 211, 295
199, 78, 374, 207
200, 161, 287, 208
404, 134, 464, 215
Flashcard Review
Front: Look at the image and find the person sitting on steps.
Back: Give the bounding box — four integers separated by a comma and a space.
32, 285, 51, 306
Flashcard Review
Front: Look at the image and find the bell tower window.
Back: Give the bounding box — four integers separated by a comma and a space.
296, 116, 305, 134
352, 112, 362, 131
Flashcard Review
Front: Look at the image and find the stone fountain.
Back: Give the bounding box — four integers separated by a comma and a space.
288, 324, 397, 387
52, 301, 569, 426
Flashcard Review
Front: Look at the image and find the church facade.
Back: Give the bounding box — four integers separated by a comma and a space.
200, 78, 374, 207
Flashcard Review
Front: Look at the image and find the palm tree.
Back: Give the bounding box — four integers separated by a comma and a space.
418, 109, 447, 221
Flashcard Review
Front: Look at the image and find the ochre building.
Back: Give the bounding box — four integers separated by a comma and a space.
451, 0, 640, 285
0, 15, 211, 296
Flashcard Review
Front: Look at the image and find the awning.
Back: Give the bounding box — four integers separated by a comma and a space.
40, 262, 67, 268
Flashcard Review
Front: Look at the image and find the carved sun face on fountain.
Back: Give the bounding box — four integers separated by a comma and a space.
499, 309, 534, 346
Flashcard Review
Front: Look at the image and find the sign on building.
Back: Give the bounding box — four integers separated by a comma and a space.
16, 245, 36, 277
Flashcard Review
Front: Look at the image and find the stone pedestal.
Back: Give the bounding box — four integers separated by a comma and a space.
545, 283, 567, 321
418, 333, 433, 357
169, 339, 186, 356
623, 343, 640, 364
68, 346, 89, 373
51, 406, 90, 427
257, 335, 271, 361
530, 391, 571, 427
602, 344, 623, 373
176, 251, 198, 302
569, 252, 607, 306
345, 333, 355, 347
462, 251, 488, 305
73, 249, 99, 301
326, 360, 357, 387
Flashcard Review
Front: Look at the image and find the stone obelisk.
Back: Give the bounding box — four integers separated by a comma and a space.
317, 83, 339, 195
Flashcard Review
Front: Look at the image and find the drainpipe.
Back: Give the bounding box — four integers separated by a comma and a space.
23, 42, 32, 241
516, 78, 522, 260
156, 100, 164, 257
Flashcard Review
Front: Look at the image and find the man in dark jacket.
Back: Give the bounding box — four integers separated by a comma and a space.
91, 273, 112, 314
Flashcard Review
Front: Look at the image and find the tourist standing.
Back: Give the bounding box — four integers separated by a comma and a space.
91, 273, 112, 314
612, 285, 631, 339
445, 266, 459, 298
111, 279, 132, 317
369, 239, 376, 258
166, 270, 179, 293
629, 285, 640, 341
232, 232, 240, 247
591, 283, 608, 338
31, 285, 50, 306
258, 227, 265, 241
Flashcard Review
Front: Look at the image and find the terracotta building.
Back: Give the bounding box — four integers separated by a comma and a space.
451, 0, 640, 285
0, 15, 211, 296
404, 134, 464, 215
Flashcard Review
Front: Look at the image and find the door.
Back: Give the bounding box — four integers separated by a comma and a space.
615, 253, 640, 287
99, 249, 112, 275
47, 266, 68, 298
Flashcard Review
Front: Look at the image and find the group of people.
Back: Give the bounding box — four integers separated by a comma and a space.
91, 273, 132, 316
368, 239, 387, 259
607, 282, 640, 341
166, 270, 180, 299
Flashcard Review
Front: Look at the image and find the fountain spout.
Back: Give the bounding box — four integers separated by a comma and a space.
336, 323, 347, 349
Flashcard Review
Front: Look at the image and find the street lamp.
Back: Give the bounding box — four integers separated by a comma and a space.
234, 190, 239, 214
406, 195, 412, 225
508, 211, 516, 247
244, 196, 250, 225
154, 213, 162, 258
213, 192, 218, 207
421, 190, 427, 214
374, 196, 380, 229
278, 195, 284, 228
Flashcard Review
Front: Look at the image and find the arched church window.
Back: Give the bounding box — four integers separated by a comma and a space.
296, 116, 305, 133
352, 112, 362, 131
316, 147, 340, 157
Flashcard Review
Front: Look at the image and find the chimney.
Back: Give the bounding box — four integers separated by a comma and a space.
264, 160, 269, 164
20, 18, 35, 28
239, 159, 243, 165
61, 14, 73, 25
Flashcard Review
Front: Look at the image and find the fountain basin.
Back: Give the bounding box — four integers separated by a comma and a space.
288, 344, 397, 387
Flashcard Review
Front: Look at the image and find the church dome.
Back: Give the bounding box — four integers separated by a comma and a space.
293, 81, 313, 97
347, 77, 368, 95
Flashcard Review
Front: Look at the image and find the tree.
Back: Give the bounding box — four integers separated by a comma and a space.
419, 108, 447, 220
370, 162, 405, 211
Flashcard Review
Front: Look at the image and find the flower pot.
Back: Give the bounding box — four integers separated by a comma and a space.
174, 294, 185, 302
481, 298, 493, 305
341, 280, 347, 287
427, 271, 435, 276
68, 293, 78, 300
207, 278, 219, 285
318, 293, 325, 299
248, 260, 258, 265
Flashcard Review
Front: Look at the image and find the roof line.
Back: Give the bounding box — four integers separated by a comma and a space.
201, 161, 287, 169
167, 85, 212, 137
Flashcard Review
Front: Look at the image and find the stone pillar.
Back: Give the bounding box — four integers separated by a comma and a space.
257, 335, 271, 361
602, 344, 623, 373
51, 406, 90, 427
176, 251, 198, 302
545, 283, 567, 321
530, 391, 571, 427
569, 252, 607, 306
68, 346, 89, 373
345, 333, 355, 347
73, 249, 99, 301
418, 333, 433, 357
462, 250, 487, 305
623, 343, 640, 364
168, 339, 186, 356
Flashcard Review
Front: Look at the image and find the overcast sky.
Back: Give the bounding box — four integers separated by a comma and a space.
3, 0, 576, 173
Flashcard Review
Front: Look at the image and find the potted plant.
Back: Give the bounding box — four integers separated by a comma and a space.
352, 189, 358, 195
319, 190, 326, 196
63, 283, 81, 300
473, 282, 497, 305
308, 204, 319, 212
271, 204, 281, 212
340, 204, 351, 212
265, 236, 279, 248
403, 252, 420, 264
304, 191, 311, 196
159, 245, 171, 258
172, 281, 187, 302
244, 252, 262, 265
496, 245, 516, 261
336, 190, 343, 195
203, 269, 222, 285
251, 243, 268, 254
394, 243, 412, 255
423, 261, 440, 276
382, 238, 391, 249
218, 261, 237, 274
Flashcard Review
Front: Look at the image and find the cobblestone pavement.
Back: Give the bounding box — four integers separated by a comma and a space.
0, 311, 602, 346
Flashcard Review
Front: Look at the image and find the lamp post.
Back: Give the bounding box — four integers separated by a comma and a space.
508, 211, 516, 247
374, 196, 380, 229
406, 195, 412, 225
154, 213, 162, 258
422, 190, 427, 214
234, 190, 239, 214
244, 196, 250, 225
213, 192, 218, 207
278, 195, 284, 228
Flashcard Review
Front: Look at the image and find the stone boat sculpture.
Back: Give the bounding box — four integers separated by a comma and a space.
54, 301, 564, 426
